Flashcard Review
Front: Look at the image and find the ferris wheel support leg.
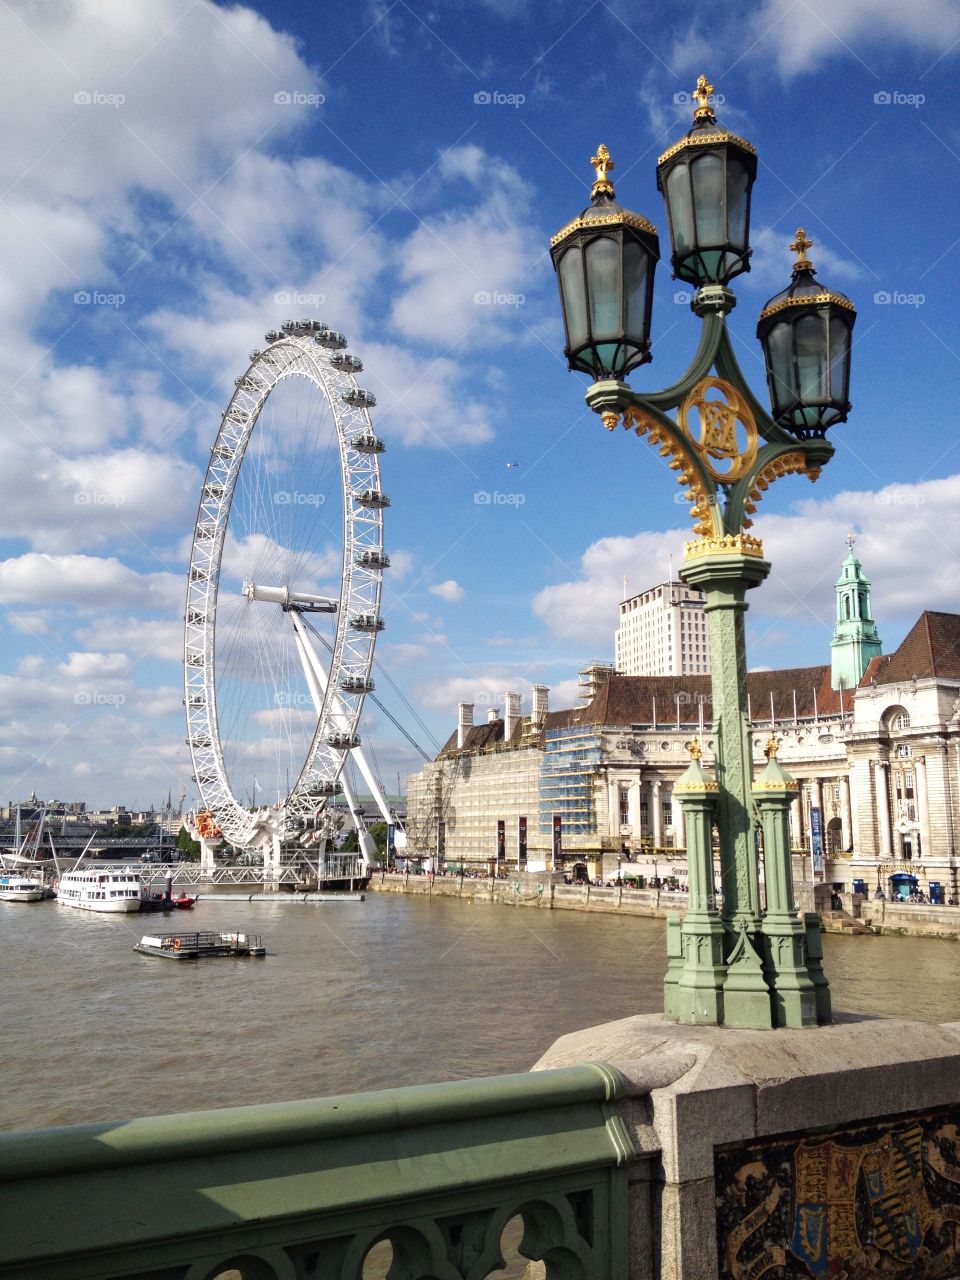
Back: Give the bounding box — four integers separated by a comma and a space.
291, 619, 377, 875
267, 829, 282, 888
199, 839, 216, 878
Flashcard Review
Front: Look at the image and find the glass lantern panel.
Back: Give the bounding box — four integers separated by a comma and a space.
585, 236, 621, 338
622, 238, 650, 339
767, 321, 796, 410
829, 313, 851, 402
558, 246, 588, 348
691, 153, 725, 247
726, 157, 749, 251
795, 312, 827, 401
666, 165, 694, 252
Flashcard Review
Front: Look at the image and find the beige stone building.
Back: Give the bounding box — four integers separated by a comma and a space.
406, 600, 960, 903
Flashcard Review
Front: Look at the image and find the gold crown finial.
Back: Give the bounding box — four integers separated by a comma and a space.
764, 735, 779, 759
590, 144, 615, 200
688, 738, 703, 762
846, 530, 856, 552
692, 74, 716, 124
791, 227, 814, 272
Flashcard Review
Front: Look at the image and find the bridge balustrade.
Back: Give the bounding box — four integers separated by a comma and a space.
0, 1063, 638, 1280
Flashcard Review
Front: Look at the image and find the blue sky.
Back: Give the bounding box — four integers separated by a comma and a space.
1, 0, 959, 810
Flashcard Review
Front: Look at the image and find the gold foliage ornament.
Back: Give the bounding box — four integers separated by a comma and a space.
601, 404, 719, 537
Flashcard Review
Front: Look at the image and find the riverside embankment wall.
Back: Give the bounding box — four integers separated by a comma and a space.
369, 872, 960, 938
368, 872, 682, 917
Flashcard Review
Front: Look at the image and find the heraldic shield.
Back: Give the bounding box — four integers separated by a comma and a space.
860, 1127, 928, 1264
791, 1141, 862, 1276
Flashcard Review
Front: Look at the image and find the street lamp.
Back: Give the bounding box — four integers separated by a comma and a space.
551, 75, 854, 1030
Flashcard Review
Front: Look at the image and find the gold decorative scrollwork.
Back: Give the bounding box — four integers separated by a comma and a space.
742, 451, 821, 528
601, 405, 719, 537
680, 377, 758, 484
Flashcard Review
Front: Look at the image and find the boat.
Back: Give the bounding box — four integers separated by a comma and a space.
56, 866, 142, 913
133, 930, 266, 960
0, 872, 45, 902
139, 883, 197, 912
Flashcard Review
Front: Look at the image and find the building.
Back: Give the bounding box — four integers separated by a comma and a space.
406, 551, 960, 902
615, 580, 710, 676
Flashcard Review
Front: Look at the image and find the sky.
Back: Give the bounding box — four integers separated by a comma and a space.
1, 0, 959, 812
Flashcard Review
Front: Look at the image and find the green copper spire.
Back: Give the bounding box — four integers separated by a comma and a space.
831, 533, 882, 692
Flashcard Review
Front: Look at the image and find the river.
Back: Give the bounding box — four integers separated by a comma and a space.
4, 893, 959, 1132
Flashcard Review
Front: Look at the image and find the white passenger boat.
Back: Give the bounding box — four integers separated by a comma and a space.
56, 867, 142, 913
0, 873, 44, 902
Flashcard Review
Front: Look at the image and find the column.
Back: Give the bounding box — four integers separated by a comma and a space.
789, 793, 802, 849
607, 777, 620, 839
840, 774, 852, 854
875, 761, 893, 860
811, 777, 823, 825
627, 777, 642, 841
915, 755, 931, 858
672, 790, 686, 849
651, 780, 663, 847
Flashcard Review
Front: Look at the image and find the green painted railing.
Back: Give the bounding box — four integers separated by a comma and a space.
0, 1063, 639, 1280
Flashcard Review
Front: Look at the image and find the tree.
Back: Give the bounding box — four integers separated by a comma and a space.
176, 826, 201, 861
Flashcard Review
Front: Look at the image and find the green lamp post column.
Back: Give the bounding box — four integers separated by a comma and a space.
754, 737, 831, 1026
551, 75, 857, 1030
666, 741, 727, 1024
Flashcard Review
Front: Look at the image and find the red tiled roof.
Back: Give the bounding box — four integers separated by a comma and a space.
861, 612, 960, 684
433, 613, 960, 756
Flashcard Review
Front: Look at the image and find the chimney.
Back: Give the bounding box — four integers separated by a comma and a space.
504, 691, 522, 740
531, 684, 549, 724
487, 706, 500, 723
457, 702, 474, 749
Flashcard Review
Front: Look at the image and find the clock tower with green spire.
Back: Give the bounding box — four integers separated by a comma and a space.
831, 534, 882, 691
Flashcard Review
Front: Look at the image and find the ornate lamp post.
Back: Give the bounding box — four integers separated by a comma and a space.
551, 76, 856, 1029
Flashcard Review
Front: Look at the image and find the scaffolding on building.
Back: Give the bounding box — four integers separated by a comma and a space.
539, 726, 602, 837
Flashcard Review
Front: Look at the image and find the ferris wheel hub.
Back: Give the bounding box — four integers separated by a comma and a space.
242, 581, 338, 613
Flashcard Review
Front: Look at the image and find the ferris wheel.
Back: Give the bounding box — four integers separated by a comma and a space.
183, 320, 392, 857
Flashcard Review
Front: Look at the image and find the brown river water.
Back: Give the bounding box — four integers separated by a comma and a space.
3, 892, 958, 1132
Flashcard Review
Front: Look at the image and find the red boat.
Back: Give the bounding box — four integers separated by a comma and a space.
172, 894, 196, 910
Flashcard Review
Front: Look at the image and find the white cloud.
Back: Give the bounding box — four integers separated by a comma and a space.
532, 474, 960, 656
747, 0, 960, 75
533, 531, 682, 650
429, 578, 466, 603
389, 145, 541, 348
0, 553, 182, 610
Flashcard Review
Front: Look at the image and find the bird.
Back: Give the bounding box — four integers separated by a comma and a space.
506, 461, 518, 468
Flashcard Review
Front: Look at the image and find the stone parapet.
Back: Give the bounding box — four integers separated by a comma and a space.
534, 1014, 960, 1280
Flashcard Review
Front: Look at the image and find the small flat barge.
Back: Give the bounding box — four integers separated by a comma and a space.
133, 931, 266, 960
